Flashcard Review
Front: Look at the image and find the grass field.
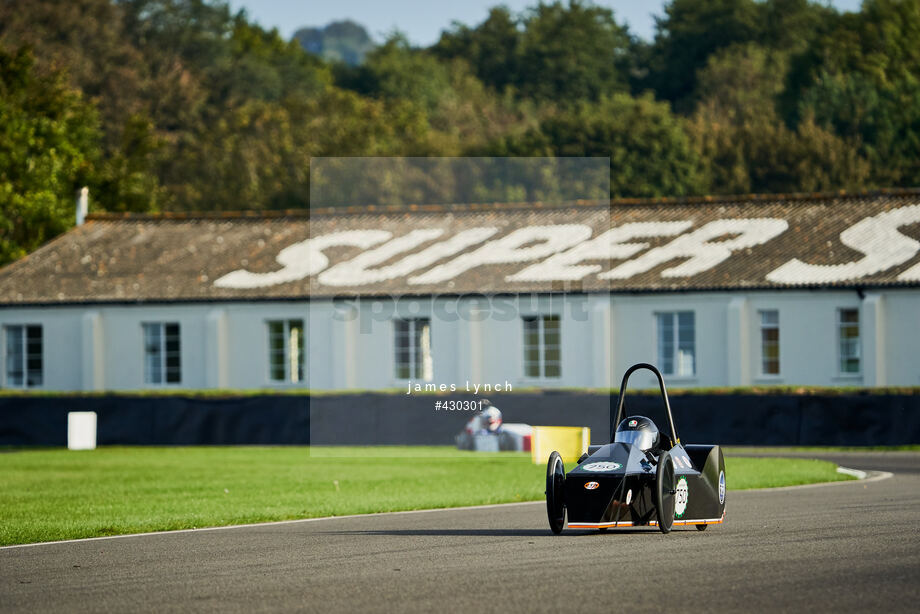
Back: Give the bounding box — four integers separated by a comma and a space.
0, 446, 854, 546
725, 445, 920, 453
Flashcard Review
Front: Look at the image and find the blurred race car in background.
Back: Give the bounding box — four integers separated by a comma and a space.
455, 401, 532, 452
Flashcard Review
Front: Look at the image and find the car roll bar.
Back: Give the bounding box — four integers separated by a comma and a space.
610, 362, 679, 445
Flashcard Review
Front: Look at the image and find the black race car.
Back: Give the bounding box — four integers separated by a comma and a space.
545, 363, 726, 534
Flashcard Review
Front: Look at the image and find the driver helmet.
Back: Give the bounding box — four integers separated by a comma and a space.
614, 415, 660, 451
481, 406, 503, 433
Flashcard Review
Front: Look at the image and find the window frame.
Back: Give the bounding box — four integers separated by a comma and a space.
393, 317, 433, 382
267, 319, 305, 384
836, 307, 861, 376
758, 309, 781, 377
521, 314, 562, 380
3, 324, 43, 389
655, 311, 696, 378
142, 322, 181, 386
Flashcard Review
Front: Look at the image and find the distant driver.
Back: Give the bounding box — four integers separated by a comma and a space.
474, 399, 503, 434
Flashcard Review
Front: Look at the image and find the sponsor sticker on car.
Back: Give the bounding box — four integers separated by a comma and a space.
584, 481, 599, 490
582, 462, 622, 472
675, 477, 689, 518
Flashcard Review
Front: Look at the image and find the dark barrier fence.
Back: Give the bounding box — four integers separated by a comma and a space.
1, 392, 918, 446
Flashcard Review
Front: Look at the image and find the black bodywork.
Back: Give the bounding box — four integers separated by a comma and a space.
546, 363, 726, 533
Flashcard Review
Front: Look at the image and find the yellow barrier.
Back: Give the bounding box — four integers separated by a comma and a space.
531, 426, 591, 465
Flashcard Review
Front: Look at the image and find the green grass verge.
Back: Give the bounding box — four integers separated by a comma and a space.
723, 456, 854, 489
727, 445, 920, 453
0, 446, 854, 546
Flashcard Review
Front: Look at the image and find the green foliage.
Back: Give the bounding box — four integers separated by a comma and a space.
0, 47, 99, 264
645, 0, 834, 108
491, 94, 706, 197
689, 44, 871, 194
516, 0, 631, 101
646, 0, 762, 105
436, 0, 631, 102
434, 7, 521, 94
783, 0, 920, 186
1, 0, 919, 263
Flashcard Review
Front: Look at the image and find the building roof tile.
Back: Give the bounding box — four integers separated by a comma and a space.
1, 189, 919, 305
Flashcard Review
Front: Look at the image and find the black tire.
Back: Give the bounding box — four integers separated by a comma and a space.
655, 451, 676, 534
456, 432, 473, 451
696, 524, 708, 531
498, 431, 515, 451
545, 451, 566, 534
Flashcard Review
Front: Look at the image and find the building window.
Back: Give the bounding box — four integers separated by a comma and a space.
838, 308, 860, 374
394, 318, 432, 380
268, 320, 304, 383
523, 315, 561, 378
143, 322, 181, 385
759, 310, 780, 375
4, 325, 42, 388
657, 312, 695, 376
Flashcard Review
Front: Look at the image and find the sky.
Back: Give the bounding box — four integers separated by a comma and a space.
228, 0, 864, 45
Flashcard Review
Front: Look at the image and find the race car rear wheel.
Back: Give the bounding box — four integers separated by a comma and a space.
545, 451, 566, 534
456, 432, 474, 451
498, 431, 515, 451
655, 451, 676, 534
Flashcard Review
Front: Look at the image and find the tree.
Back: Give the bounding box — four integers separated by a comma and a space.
783, 0, 920, 186
689, 44, 870, 194
646, 0, 761, 105
435, 1, 631, 103
0, 0, 167, 213
489, 93, 707, 198
0, 47, 101, 265
645, 0, 835, 107
516, 0, 631, 101
434, 7, 521, 94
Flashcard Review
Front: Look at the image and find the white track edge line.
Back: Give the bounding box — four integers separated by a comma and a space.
744, 468, 892, 493
0, 500, 544, 550
836, 466, 868, 479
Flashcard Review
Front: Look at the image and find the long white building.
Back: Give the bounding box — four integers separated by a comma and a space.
1, 190, 919, 392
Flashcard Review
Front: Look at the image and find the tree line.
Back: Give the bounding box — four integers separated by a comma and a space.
1, 0, 918, 264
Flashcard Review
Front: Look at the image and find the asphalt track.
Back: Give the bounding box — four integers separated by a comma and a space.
1, 452, 918, 613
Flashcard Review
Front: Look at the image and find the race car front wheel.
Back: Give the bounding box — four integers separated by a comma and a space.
655, 451, 676, 534
545, 451, 566, 534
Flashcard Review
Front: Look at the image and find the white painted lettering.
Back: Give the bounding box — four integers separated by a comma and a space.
408, 225, 592, 285
507, 221, 692, 282
767, 205, 920, 284
318, 228, 498, 286
601, 219, 789, 280
214, 230, 391, 289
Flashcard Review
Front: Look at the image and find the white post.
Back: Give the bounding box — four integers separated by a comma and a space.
727, 297, 751, 386
76, 187, 89, 226
68, 412, 97, 450
81, 311, 104, 391
205, 308, 228, 388
331, 303, 358, 389
590, 298, 612, 389
862, 293, 886, 387
468, 305, 483, 385
343, 305, 358, 389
